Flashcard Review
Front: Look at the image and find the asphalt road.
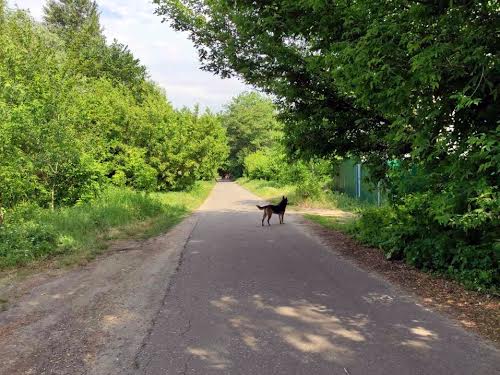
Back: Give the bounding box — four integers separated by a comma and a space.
136, 182, 499, 375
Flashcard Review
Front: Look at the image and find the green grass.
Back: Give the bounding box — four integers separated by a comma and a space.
0, 181, 214, 270
304, 214, 357, 231
237, 177, 295, 202
237, 177, 369, 213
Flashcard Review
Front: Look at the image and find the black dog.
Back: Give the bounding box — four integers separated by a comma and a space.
257, 196, 288, 226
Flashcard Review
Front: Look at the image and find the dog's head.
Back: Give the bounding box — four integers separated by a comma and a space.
282, 196, 288, 205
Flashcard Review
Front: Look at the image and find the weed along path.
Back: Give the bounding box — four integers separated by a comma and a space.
0, 182, 498, 375
136, 182, 499, 375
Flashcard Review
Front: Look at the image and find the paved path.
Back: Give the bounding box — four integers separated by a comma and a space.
137, 182, 499, 374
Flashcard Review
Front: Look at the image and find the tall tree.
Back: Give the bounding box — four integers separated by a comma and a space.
43, 0, 101, 40
221, 92, 282, 176
43, 1, 147, 92
154, 0, 389, 168
44, 0, 108, 79
154, 0, 498, 168
103, 40, 148, 92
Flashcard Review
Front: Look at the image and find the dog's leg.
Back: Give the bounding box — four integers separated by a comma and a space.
262, 211, 266, 226
282, 212, 285, 224
267, 211, 272, 226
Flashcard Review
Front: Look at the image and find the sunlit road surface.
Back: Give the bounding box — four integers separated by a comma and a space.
136, 182, 499, 375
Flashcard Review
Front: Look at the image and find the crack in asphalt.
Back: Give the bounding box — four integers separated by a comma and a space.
133, 216, 200, 373
180, 354, 193, 375
180, 319, 192, 337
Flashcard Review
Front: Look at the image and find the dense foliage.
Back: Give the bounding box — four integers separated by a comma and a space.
0, 0, 228, 214
156, 0, 499, 290
221, 92, 282, 177
0, 0, 229, 268
225, 95, 333, 199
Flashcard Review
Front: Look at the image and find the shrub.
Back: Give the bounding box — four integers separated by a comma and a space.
0, 203, 58, 267
351, 198, 499, 292
295, 174, 323, 199
243, 147, 286, 180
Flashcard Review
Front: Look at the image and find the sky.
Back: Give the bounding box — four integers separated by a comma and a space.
7, 0, 252, 111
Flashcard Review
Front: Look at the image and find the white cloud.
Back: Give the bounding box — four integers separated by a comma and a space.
7, 0, 252, 111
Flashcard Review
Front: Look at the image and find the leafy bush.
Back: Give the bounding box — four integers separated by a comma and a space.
0, 203, 59, 267
295, 174, 323, 200
244, 147, 286, 180
222, 92, 282, 177
288, 160, 330, 200
351, 199, 499, 292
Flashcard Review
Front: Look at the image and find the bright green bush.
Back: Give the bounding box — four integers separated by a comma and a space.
244, 147, 286, 180
351, 198, 499, 292
295, 174, 323, 200
0, 206, 59, 267
222, 92, 282, 177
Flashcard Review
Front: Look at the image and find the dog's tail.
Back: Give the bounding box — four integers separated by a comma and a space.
256, 205, 265, 210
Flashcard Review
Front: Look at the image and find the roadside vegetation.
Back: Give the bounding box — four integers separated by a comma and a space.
0, 1, 227, 270
235, 128, 498, 293
0, 182, 213, 269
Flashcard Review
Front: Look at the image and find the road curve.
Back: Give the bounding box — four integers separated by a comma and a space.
136, 182, 499, 375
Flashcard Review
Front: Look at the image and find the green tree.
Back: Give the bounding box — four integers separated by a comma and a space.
103, 40, 148, 93
44, 0, 109, 81
43, 0, 101, 41
0, 6, 102, 209
221, 92, 282, 176
0, 0, 229, 217
189, 110, 229, 181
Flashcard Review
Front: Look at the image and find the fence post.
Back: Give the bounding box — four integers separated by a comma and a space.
377, 180, 381, 207
356, 163, 362, 199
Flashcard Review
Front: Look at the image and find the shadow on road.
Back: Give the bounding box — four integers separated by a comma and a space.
184, 292, 441, 371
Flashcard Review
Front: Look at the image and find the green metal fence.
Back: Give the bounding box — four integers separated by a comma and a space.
332, 159, 385, 205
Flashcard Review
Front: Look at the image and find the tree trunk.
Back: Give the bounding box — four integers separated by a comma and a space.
51, 188, 55, 211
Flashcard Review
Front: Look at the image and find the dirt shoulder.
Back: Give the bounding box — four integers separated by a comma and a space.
0, 214, 198, 375
300, 216, 500, 346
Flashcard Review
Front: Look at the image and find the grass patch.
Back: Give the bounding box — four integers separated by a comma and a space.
304, 214, 357, 232
237, 177, 295, 202
237, 177, 369, 212
0, 181, 214, 270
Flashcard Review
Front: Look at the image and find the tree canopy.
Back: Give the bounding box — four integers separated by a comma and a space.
0, 0, 228, 212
